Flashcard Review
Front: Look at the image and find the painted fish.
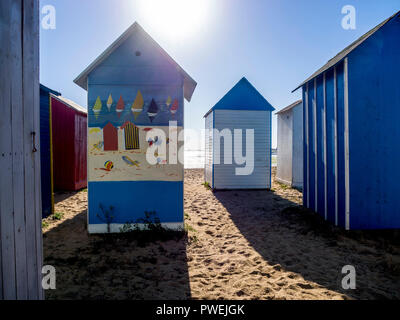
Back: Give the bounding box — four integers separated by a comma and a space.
122, 156, 140, 167
102, 161, 114, 171
116, 96, 125, 117
93, 97, 102, 119
107, 94, 113, 112
170, 99, 179, 115
131, 90, 144, 120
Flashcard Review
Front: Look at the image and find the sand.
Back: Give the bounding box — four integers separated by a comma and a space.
43, 169, 400, 300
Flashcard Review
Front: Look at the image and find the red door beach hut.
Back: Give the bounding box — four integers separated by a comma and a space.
50, 94, 88, 191
74, 22, 197, 233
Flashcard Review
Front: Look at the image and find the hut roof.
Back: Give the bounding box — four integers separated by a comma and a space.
293, 10, 400, 92
74, 22, 197, 102
50, 93, 87, 115
204, 77, 275, 118
275, 100, 302, 115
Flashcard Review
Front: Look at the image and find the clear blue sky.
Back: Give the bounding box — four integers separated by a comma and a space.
40, 0, 399, 148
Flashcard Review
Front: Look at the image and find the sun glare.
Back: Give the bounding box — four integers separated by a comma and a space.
137, 0, 210, 39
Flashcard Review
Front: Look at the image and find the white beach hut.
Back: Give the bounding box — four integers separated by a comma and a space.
204, 77, 275, 190
276, 100, 303, 189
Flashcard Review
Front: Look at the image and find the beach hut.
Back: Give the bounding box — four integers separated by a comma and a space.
40, 84, 61, 218
276, 100, 303, 189
50, 94, 88, 191
293, 11, 400, 230
204, 77, 275, 190
74, 22, 197, 233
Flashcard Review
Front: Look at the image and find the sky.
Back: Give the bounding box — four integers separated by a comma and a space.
39, 0, 400, 149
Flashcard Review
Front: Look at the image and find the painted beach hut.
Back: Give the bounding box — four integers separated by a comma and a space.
74, 22, 197, 233
40, 84, 61, 218
204, 77, 275, 190
50, 94, 88, 191
276, 100, 303, 189
293, 11, 400, 229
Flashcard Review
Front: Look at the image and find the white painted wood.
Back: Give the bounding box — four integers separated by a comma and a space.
334, 67, 339, 226
314, 78, 318, 212
292, 103, 303, 189
344, 58, 350, 230
213, 110, 271, 189
0, 0, 42, 300
88, 222, 185, 234
323, 73, 328, 220
204, 112, 214, 187
305, 83, 310, 207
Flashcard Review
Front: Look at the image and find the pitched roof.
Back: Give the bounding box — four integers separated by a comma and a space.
40, 84, 61, 96
74, 22, 197, 102
204, 77, 275, 118
275, 100, 302, 115
50, 93, 87, 114
293, 10, 400, 92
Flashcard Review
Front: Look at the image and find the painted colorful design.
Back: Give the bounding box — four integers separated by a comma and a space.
107, 94, 113, 112
166, 96, 172, 108
103, 161, 114, 171
93, 97, 102, 119
116, 96, 125, 118
121, 121, 140, 150
103, 122, 118, 151
131, 91, 144, 120
170, 99, 179, 115
122, 156, 140, 167
147, 99, 159, 122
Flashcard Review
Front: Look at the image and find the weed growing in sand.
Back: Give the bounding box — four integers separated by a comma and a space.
52, 212, 64, 221
184, 212, 190, 220
42, 221, 50, 229
184, 223, 197, 233
80, 188, 88, 192
202, 182, 211, 190
96, 204, 115, 233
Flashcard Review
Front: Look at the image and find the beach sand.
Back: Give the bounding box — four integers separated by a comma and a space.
43, 169, 400, 300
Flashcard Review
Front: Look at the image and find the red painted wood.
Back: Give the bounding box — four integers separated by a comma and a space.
103, 122, 118, 151
51, 96, 87, 191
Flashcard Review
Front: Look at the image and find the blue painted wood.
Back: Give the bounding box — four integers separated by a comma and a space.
316, 76, 325, 218
88, 181, 183, 224
39, 84, 60, 218
302, 86, 308, 207
307, 83, 316, 212
347, 14, 400, 229
325, 69, 336, 224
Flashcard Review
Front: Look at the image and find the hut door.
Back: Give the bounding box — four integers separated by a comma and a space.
103, 123, 118, 151
124, 122, 140, 150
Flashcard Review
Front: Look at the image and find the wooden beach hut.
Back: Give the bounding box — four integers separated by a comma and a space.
204, 77, 275, 190
276, 100, 303, 189
293, 10, 400, 230
40, 84, 61, 218
74, 22, 197, 233
50, 94, 88, 191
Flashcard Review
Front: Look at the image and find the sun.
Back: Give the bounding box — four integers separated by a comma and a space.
137, 0, 210, 39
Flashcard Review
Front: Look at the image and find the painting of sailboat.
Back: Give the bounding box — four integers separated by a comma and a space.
116, 96, 125, 118
93, 97, 102, 119
131, 91, 144, 120
170, 99, 179, 115
107, 94, 113, 112
147, 99, 159, 122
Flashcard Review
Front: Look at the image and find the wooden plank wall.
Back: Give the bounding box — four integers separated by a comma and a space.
0, 0, 43, 300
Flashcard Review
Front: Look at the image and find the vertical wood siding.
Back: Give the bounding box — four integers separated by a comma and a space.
204, 112, 213, 187
0, 0, 43, 299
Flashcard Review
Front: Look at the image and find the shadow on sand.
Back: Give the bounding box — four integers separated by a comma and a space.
43, 200, 191, 300
214, 188, 400, 300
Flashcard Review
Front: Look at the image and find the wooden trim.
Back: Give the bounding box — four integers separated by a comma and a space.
344, 58, 350, 230
334, 66, 339, 226
49, 96, 55, 215
323, 73, 328, 220
314, 78, 318, 212
305, 83, 310, 208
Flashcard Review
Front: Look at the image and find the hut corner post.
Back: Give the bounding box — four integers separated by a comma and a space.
0, 0, 43, 300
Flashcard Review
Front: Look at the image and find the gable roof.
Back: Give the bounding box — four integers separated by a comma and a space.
40, 84, 61, 96
74, 22, 197, 102
293, 10, 400, 92
204, 77, 275, 118
50, 93, 87, 115
275, 100, 302, 115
